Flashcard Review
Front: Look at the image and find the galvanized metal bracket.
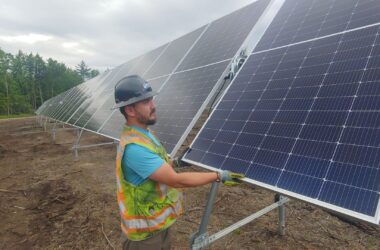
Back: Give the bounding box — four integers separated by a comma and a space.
190, 182, 289, 250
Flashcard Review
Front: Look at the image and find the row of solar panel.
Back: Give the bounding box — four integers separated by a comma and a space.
37, 0, 272, 156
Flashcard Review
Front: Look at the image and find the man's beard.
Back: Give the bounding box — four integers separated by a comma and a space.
136, 109, 156, 125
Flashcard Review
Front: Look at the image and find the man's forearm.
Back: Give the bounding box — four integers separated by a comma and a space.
169, 172, 218, 188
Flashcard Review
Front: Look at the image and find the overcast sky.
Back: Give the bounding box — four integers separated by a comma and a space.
0, 0, 254, 71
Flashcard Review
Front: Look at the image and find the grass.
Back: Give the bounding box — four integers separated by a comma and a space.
0, 113, 35, 119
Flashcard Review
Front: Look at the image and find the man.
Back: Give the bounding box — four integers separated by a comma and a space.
113, 75, 244, 250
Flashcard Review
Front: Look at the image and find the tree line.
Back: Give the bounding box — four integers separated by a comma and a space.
0, 47, 99, 116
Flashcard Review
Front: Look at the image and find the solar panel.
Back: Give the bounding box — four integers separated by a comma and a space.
143, 26, 206, 79
55, 85, 90, 122
184, 24, 380, 224
176, 0, 271, 72
47, 73, 107, 123
67, 73, 110, 124
127, 44, 170, 76
255, 0, 380, 51
45, 89, 75, 119
84, 92, 115, 132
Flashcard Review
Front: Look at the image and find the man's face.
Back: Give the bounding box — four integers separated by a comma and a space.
130, 97, 157, 125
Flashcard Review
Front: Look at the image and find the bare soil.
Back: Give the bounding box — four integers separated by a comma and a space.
0, 117, 379, 250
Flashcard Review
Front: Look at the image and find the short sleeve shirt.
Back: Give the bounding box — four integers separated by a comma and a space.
122, 126, 164, 186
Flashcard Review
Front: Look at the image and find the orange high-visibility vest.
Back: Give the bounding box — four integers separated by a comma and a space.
116, 126, 183, 240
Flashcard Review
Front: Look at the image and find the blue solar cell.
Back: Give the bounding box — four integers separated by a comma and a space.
184, 25, 380, 223
285, 155, 329, 178
318, 182, 378, 216
255, 0, 380, 51
277, 171, 322, 198
340, 127, 380, 147
326, 162, 379, 191
245, 163, 280, 185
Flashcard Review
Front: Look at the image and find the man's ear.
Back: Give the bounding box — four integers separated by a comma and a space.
125, 105, 135, 118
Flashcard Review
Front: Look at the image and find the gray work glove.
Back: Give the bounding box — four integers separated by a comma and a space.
219, 170, 244, 186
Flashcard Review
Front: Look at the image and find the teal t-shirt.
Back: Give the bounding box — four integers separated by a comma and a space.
122, 126, 164, 186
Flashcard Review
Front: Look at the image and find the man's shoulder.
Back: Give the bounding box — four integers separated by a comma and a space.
124, 143, 149, 156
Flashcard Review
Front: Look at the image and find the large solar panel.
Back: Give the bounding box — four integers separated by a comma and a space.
255, 0, 380, 51
184, 24, 380, 224
176, 0, 270, 72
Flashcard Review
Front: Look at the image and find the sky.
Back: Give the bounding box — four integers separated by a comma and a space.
0, 0, 254, 71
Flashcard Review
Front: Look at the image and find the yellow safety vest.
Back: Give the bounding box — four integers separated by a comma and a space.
116, 125, 183, 240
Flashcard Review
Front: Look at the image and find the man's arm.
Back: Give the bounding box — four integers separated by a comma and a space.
149, 162, 218, 188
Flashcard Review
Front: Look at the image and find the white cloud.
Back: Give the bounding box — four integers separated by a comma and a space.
0, 0, 254, 71
62, 42, 79, 48
0, 33, 52, 44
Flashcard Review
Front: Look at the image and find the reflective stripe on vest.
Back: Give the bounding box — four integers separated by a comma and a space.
116, 125, 183, 240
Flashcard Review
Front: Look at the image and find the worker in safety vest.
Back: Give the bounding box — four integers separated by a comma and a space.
113, 75, 244, 250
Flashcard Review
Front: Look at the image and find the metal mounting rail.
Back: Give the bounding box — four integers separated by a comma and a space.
72, 128, 118, 160
190, 182, 289, 250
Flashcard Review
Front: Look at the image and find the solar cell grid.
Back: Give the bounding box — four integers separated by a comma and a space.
57, 85, 90, 122
143, 26, 206, 79
67, 76, 107, 124
152, 60, 230, 154
255, 0, 380, 51
184, 24, 380, 223
129, 44, 169, 77
48, 87, 80, 120
72, 66, 130, 127
176, 0, 270, 71
82, 92, 114, 132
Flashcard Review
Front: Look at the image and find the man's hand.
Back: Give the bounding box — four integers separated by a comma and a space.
219, 170, 244, 186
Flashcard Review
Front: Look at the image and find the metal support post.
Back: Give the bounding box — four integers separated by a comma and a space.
72, 130, 118, 160
190, 181, 220, 250
190, 187, 289, 250
73, 128, 83, 161
52, 120, 58, 142
275, 194, 286, 236
43, 117, 48, 131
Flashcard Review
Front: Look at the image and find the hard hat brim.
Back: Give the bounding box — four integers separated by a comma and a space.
112, 90, 158, 109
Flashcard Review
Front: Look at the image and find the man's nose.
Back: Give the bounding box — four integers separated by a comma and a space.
150, 99, 156, 109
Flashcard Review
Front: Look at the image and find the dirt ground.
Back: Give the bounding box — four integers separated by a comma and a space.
0, 117, 379, 250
